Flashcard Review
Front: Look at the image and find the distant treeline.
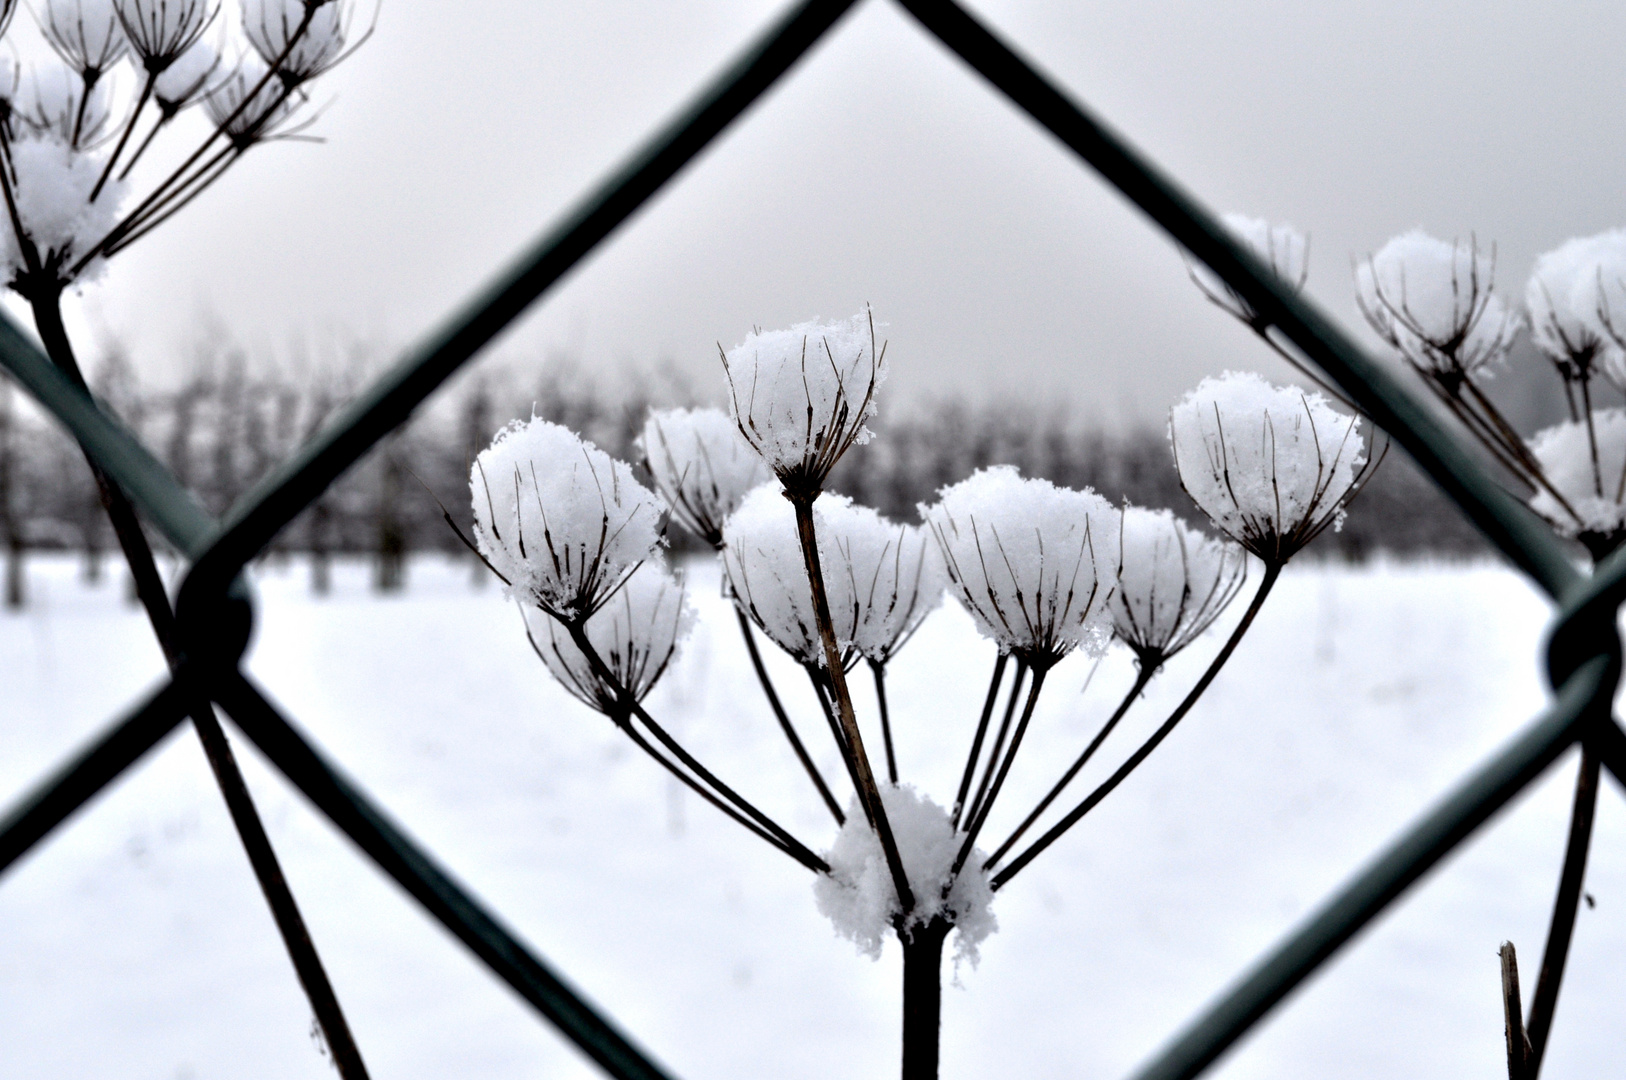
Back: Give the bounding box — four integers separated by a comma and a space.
0, 352, 1494, 607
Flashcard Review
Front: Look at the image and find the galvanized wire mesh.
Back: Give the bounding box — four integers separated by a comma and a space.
3, 2, 1623, 1078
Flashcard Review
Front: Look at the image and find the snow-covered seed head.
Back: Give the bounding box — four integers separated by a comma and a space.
0, 129, 126, 288
1189, 213, 1309, 326
1111, 507, 1247, 666
114, 0, 214, 72
637, 406, 771, 549
721, 484, 872, 670
203, 55, 296, 148
814, 784, 996, 963
471, 417, 666, 623
1169, 372, 1367, 565
153, 35, 218, 111
920, 466, 1121, 669
1527, 410, 1626, 547
41, 0, 130, 80
848, 520, 946, 666
1526, 231, 1626, 387
18, 63, 115, 147
243, 0, 350, 88
522, 563, 695, 717
1356, 231, 1519, 383
721, 308, 887, 499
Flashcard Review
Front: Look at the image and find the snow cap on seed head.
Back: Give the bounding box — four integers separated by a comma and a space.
243, 0, 353, 88
721, 484, 905, 669
42, 0, 129, 78
1356, 231, 1519, 380
1189, 213, 1308, 325
847, 520, 946, 666
1526, 410, 1626, 543
722, 308, 887, 498
815, 784, 996, 963
920, 466, 1120, 668
637, 406, 771, 549
522, 563, 695, 716
114, 0, 214, 72
1111, 507, 1246, 665
1169, 372, 1366, 564
471, 416, 666, 623
1526, 230, 1626, 392
154, 36, 219, 109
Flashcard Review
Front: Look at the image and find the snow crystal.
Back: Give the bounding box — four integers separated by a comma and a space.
41, 0, 129, 75
243, 0, 348, 85
1169, 372, 1366, 564
0, 134, 127, 286
1112, 507, 1246, 663
470, 416, 666, 622
814, 784, 996, 963
1190, 213, 1308, 324
920, 466, 1120, 665
522, 563, 695, 715
1527, 410, 1626, 540
153, 37, 218, 108
722, 309, 887, 495
1355, 230, 1518, 378
721, 483, 901, 668
1526, 231, 1626, 383
638, 406, 770, 548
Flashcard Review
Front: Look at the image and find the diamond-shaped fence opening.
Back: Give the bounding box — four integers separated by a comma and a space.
2, 2, 1624, 1079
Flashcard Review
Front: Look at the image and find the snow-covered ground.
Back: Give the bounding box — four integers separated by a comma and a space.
1, 553, 1622, 1079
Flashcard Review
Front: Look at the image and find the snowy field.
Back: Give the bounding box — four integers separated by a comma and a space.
1, 552, 1622, 1080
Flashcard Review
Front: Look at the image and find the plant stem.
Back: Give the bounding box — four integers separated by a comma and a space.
952, 653, 1007, 829
992, 562, 1281, 889
1501, 941, 1533, 1080
808, 665, 866, 808
734, 606, 844, 824
900, 917, 951, 1080
985, 661, 1157, 870
566, 621, 829, 874
951, 666, 1047, 881
964, 658, 1028, 832
790, 495, 914, 914
26, 288, 370, 1079
871, 658, 899, 783
1523, 746, 1601, 1075
91, 72, 155, 202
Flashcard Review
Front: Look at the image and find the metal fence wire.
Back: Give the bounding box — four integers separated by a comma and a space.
3, 2, 1624, 1078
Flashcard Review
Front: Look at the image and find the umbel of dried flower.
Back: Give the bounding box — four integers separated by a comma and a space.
638, 406, 770, 549
1111, 506, 1246, 666
470, 416, 666, 622
1169, 371, 1366, 565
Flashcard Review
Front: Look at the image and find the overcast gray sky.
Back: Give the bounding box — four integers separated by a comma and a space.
31, 0, 1626, 429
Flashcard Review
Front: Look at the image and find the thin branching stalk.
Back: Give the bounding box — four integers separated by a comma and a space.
964, 658, 1028, 832
734, 606, 844, 825
91, 71, 157, 202
1502, 942, 1533, 1079
807, 664, 865, 812
952, 653, 1008, 830
27, 288, 370, 1079
950, 666, 1047, 882
565, 620, 829, 874
992, 562, 1282, 890
1523, 746, 1601, 1075
985, 661, 1158, 870
871, 658, 899, 784
790, 494, 914, 913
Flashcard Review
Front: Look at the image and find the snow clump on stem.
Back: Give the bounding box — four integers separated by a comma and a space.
638, 406, 770, 549
921, 466, 1120, 669
722, 308, 886, 499
1112, 507, 1246, 666
471, 416, 666, 623
1170, 372, 1366, 565
0, 134, 126, 287
1190, 213, 1308, 325
522, 564, 695, 716
814, 784, 996, 963
1356, 230, 1518, 381
1527, 410, 1626, 542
